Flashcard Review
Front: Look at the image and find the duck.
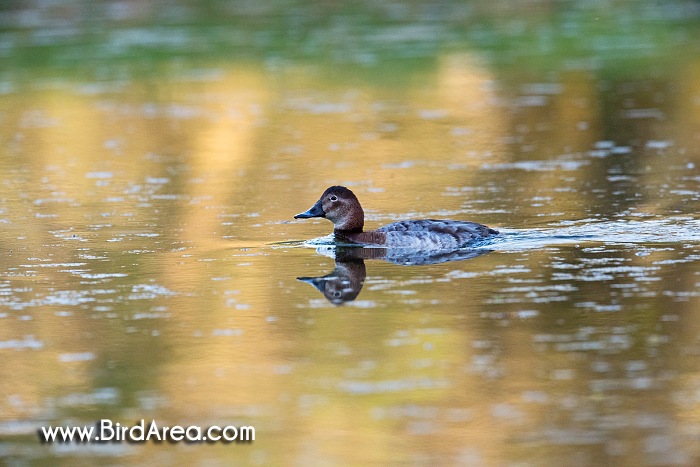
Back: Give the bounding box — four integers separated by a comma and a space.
294, 186, 499, 249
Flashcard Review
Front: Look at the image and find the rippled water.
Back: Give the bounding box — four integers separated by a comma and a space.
1, 1, 700, 466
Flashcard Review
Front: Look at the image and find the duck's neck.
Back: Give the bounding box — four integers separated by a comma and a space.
331, 207, 364, 232
334, 227, 363, 239
334, 229, 387, 245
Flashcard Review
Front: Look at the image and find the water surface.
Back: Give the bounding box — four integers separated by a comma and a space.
1, 1, 699, 465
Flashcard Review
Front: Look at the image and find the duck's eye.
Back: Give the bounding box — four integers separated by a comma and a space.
333, 291, 342, 298
329, 195, 338, 202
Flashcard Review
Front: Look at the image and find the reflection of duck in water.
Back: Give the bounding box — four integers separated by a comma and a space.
298, 247, 491, 305
295, 186, 499, 249
298, 252, 366, 305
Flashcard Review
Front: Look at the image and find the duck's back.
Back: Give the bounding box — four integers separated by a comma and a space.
375, 219, 498, 249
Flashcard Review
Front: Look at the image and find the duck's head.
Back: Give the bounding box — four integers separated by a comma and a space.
294, 185, 364, 232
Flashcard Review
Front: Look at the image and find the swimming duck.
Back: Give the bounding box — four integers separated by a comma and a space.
294, 186, 499, 249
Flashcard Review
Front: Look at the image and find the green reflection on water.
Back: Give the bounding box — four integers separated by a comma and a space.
1, 0, 698, 77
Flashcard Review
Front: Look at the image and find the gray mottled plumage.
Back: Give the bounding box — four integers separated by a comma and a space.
377, 219, 498, 249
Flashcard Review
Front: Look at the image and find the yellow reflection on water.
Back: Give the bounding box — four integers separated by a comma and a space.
0, 44, 699, 466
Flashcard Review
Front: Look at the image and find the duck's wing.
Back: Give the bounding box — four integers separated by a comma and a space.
377, 219, 498, 244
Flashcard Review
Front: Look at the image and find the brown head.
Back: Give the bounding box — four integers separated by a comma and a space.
294, 186, 364, 232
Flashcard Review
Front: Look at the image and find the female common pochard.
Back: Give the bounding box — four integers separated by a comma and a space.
294, 186, 499, 249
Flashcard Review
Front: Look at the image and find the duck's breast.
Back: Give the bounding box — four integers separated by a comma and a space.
376, 219, 496, 249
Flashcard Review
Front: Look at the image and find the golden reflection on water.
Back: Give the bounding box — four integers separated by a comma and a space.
0, 46, 699, 466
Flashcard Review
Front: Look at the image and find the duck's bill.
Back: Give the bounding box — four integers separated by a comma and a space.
294, 201, 325, 219
297, 276, 324, 286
